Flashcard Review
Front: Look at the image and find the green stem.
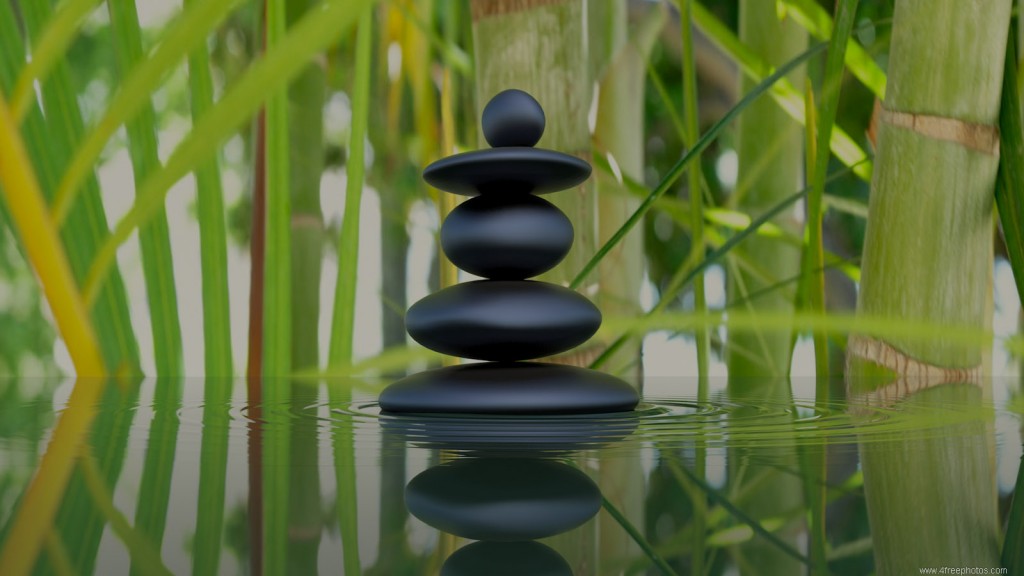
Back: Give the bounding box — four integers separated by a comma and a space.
106, 0, 183, 377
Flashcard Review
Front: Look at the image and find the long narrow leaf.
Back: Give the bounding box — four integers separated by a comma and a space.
781, 0, 887, 98
5, 0, 140, 373
82, 0, 375, 309
107, 0, 183, 377
690, 1, 872, 183
52, 0, 245, 225
570, 38, 825, 291
263, 0, 292, 573
10, 0, 104, 121
996, 22, 1024, 308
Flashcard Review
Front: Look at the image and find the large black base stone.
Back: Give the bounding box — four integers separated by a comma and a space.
441, 193, 572, 279
406, 458, 600, 541
423, 147, 591, 196
378, 362, 639, 414
442, 541, 571, 576
406, 281, 601, 361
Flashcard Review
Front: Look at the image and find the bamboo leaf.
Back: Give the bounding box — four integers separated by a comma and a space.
996, 22, 1024, 308
52, 0, 245, 226
0, 96, 105, 378
668, 462, 813, 570
2, 0, 140, 374
327, 5, 373, 576
263, 0, 292, 572
0, 377, 108, 576
1004, 453, 1024, 572
781, 0, 887, 98
570, 35, 827, 291
601, 495, 679, 576
10, 0, 104, 121
79, 452, 172, 576
328, 4, 372, 368
82, 0, 374, 310
679, 0, 710, 397
106, 0, 183, 377
184, 0, 233, 379
690, 1, 873, 182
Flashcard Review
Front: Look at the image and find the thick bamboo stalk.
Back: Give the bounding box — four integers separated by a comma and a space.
727, 0, 806, 382
850, 1, 1009, 572
727, 4, 806, 575
472, 0, 595, 288
472, 3, 596, 570
592, 3, 664, 570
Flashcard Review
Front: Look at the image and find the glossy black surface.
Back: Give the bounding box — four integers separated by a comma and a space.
481, 89, 546, 148
405, 280, 601, 361
441, 194, 573, 279
422, 147, 591, 196
441, 541, 572, 576
378, 362, 639, 414
405, 458, 601, 541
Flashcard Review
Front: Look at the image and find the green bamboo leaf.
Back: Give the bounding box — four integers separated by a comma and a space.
4, 0, 140, 374
9, 0, 104, 121
52, 0, 245, 225
1005, 454, 1024, 572
679, 0, 710, 402
106, 0, 183, 377
996, 23, 1024, 308
79, 453, 173, 576
327, 7, 372, 575
570, 35, 827, 292
690, 1, 872, 182
263, 0, 292, 572
601, 495, 679, 576
82, 0, 374, 311
668, 462, 813, 570
780, 0, 887, 98
586, 158, 865, 371
130, 378, 182, 576
184, 0, 233, 379
186, 0, 233, 569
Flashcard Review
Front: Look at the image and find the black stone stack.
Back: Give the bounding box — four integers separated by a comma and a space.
379, 89, 639, 415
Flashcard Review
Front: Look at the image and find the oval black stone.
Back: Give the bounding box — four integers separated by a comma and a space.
481, 89, 546, 148
406, 458, 601, 541
441, 194, 572, 280
405, 280, 600, 361
442, 541, 571, 576
423, 147, 591, 196
379, 362, 639, 414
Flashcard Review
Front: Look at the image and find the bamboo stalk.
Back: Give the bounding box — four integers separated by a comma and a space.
850, 1, 1009, 572
591, 3, 663, 570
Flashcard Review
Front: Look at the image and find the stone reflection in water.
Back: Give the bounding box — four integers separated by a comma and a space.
381, 406, 638, 573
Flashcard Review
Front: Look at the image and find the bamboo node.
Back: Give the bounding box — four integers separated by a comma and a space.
879, 106, 1000, 156
845, 335, 982, 410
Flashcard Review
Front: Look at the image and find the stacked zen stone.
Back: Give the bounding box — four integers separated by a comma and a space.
379, 89, 638, 415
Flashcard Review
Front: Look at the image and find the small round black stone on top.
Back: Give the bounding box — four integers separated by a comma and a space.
481, 89, 546, 147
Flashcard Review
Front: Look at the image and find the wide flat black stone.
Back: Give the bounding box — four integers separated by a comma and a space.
406, 280, 601, 361
441, 194, 572, 279
406, 458, 601, 541
442, 541, 571, 576
423, 148, 591, 196
379, 362, 639, 414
